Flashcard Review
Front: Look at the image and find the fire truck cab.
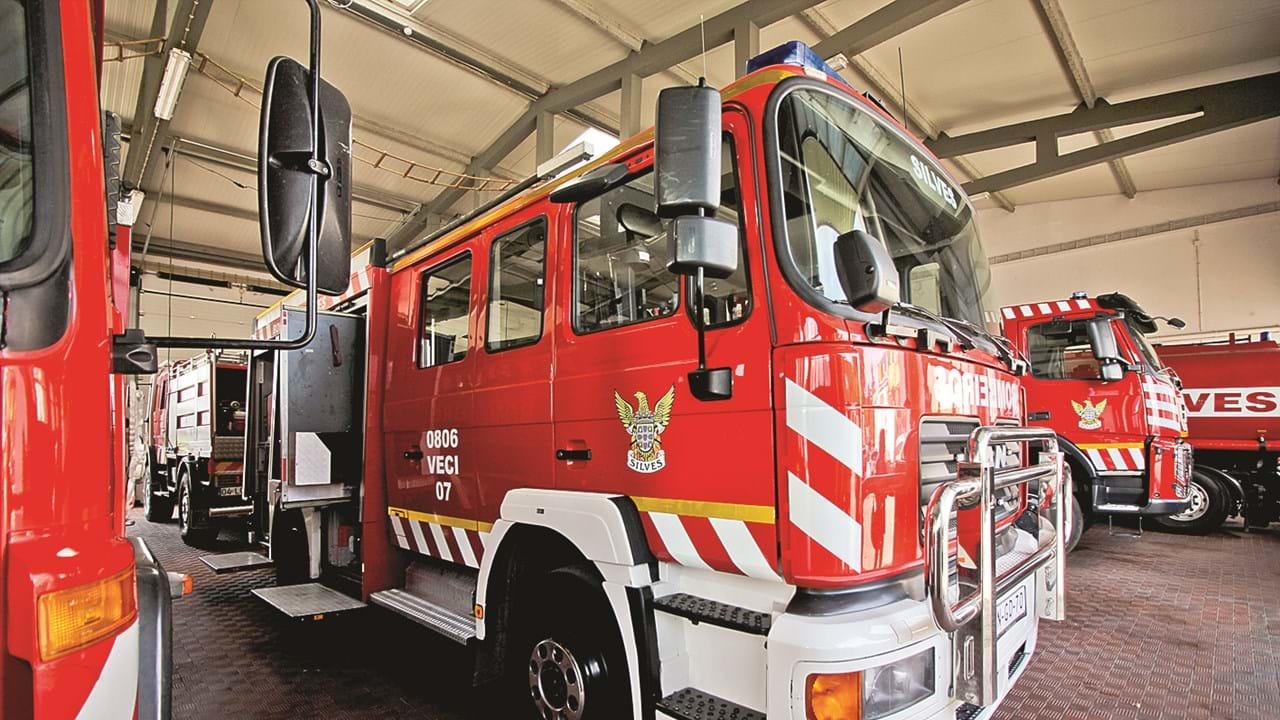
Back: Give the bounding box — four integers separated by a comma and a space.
248, 43, 1069, 720
1001, 293, 1194, 539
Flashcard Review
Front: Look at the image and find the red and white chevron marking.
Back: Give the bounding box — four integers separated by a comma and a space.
1142, 378, 1186, 433
387, 510, 488, 569
638, 509, 779, 581
784, 377, 864, 574
1001, 298, 1096, 321
1081, 444, 1146, 473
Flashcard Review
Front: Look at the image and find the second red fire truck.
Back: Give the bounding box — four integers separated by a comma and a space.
1001, 293, 1194, 541
233, 42, 1070, 720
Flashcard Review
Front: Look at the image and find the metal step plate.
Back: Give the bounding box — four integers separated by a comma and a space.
369, 588, 476, 645
199, 551, 274, 573
252, 583, 365, 621
654, 593, 771, 636
657, 687, 765, 720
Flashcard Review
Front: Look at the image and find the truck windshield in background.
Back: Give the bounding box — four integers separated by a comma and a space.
773, 84, 997, 332
1124, 317, 1166, 370
0, 0, 33, 264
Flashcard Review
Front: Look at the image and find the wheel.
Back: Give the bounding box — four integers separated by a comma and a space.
509, 564, 631, 720
1154, 468, 1229, 534
177, 470, 219, 547
1065, 494, 1084, 553
143, 459, 173, 523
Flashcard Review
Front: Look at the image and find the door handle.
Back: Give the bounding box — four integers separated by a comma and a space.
404, 448, 424, 461
555, 448, 591, 462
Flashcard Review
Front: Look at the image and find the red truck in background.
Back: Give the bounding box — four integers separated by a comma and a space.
1158, 336, 1280, 531
1001, 293, 1194, 543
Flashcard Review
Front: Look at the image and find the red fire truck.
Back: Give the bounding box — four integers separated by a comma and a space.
1159, 336, 1280, 531
0, 0, 352, 716
145, 352, 249, 546
1000, 293, 1194, 542
237, 42, 1069, 720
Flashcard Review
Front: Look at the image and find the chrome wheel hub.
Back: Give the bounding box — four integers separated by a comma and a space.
529, 639, 585, 720
1171, 481, 1208, 522
179, 485, 190, 526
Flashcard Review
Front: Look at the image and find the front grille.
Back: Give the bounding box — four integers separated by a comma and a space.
919, 418, 1021, 524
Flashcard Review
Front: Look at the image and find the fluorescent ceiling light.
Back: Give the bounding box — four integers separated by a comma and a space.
154, 48, 192, 121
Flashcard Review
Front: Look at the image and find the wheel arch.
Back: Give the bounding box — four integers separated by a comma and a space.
1055, 437, 1098, 498
1194, 464, 1245, 515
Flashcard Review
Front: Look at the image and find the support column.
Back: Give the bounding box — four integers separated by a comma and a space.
620, 71, 642, 137
734, 19, 760, 77
536, 110, 556, 165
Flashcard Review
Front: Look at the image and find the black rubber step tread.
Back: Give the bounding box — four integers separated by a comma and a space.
956, 703, 983, 720
653, 593, 770, 636
657, 687, 765, 720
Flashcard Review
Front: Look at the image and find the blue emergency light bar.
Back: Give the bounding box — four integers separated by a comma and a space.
745, 41, 853, 90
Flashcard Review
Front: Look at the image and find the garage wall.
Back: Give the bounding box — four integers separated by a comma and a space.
136, 276, 280, 364
979, 178, 1280, 340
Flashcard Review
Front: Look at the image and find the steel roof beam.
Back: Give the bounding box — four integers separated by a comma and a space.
1033, 0, 1137, 199
810, 0, 969, 60
927, 72, 1280, 195
549, 0, 701, 85
122, 0, 217, 197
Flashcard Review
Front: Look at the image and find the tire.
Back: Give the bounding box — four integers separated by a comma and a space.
1154, 468, 1229, 534
1065, 494, 1084, 553
143, 460, 173, 523
272, 507, 311, 586
508, 564, 631, 720
177, 470, 219, 547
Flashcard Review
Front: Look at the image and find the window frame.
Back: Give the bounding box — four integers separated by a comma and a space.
682, 132, 753, 331
570, 166, 681, 336
485, 215, 548, 354
1023, 319, 1105, 382
415, 250, 473, 369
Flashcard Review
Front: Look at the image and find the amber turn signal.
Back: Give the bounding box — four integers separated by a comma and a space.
806, 670, 863, 720
37, 568, 137, 661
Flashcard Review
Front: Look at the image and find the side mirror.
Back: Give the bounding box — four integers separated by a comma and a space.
668, 216, 738, 279
259, 56, 352, 295
1167, 317, 1187, 329
654, 85, 721, 218
834, 229, 900, 313
1086, 318, 1126, 381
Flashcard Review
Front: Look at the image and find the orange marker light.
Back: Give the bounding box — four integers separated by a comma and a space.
806, 670, 862, 720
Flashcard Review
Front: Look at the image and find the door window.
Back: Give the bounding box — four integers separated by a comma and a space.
1025, 320, 1102, 380
417, 253, 472, 368
487, 218, 547, 352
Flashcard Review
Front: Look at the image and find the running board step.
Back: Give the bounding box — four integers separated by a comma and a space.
654, 593, 770, 636
252, 583, 365, 621
369, 588, 476, 645
657, 687, 765, 720
199, 551, 273, 573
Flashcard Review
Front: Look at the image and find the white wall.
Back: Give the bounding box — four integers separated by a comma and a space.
137, 275, 280, 363
979, 178, 1280, 340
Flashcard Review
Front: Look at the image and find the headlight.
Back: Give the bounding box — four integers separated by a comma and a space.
806, 648, 936, 720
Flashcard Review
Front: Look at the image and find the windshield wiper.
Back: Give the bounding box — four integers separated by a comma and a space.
873, 304, 1025, 373
870, 303, 971, 351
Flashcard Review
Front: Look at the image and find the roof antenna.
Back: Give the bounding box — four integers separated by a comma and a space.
898, 46, 909, 133
699, 14, 708, 85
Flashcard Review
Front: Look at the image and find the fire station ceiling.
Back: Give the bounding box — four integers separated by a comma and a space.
102, 0, 1280, 284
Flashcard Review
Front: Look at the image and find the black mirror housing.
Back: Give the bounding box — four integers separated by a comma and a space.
549, 162, 629, 204
834, 229, 900, 313
259, 56, 352, 295
1086, 318, 1122, 363
667, 216, 738, 279
654, 85, 722, 218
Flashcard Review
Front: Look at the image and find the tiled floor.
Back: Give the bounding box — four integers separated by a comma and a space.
130, 513, 1279, 719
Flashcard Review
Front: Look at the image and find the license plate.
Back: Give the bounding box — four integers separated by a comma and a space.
219, 487, 240, 497
996, 586, 1027, 637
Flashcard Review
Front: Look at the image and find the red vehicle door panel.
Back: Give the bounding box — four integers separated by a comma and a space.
550, 111, 780, 580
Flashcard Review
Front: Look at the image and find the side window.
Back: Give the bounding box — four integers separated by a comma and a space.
1025, 320, 1101, 380
487, 218, 547, 352
417, 253, 472, 368
688, 136, 751, 327
0, 0, 34, 266
574, 171, 677, 333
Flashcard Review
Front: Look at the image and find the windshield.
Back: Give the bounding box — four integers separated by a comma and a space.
773, 86, 997, 333
1123, 316, 1164, 370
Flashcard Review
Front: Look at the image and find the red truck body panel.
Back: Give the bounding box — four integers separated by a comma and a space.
1159, 339, 1280, 451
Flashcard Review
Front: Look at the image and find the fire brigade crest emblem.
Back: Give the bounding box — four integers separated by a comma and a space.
614, 386, 676, 473
1072, 398, 1107, 430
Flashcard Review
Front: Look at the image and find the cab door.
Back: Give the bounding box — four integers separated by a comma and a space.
550, 111, 780, 579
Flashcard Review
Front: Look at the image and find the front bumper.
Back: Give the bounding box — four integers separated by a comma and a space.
767, 569, 1043, 719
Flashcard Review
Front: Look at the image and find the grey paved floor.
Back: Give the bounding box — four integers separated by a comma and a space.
128, 511, 1280, 719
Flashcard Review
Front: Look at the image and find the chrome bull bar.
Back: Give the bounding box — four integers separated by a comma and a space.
925, 426, 1068, 707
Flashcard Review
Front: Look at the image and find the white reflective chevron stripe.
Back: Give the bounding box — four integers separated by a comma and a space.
428, 522, 455, 563
408, 517, 430, 553
76, 622, 139, 720
1075, 299, 1090, 309
785, 379, 862, 472
1128, 448, 1146, 468
390, 516, 410, 548
1056, 301, 1071, 312
1037, 303, 1052, 314
1019, 305, 1033, 317
709, 518, 780, 581
1149, 416, 1184, 431
788, 472, 861, 572
1002, 307, 1016, 320
1086, 448, 1107, 470
1107, 448, 1126, 467
649, 512, 712, 570
452, 525, 479, 568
